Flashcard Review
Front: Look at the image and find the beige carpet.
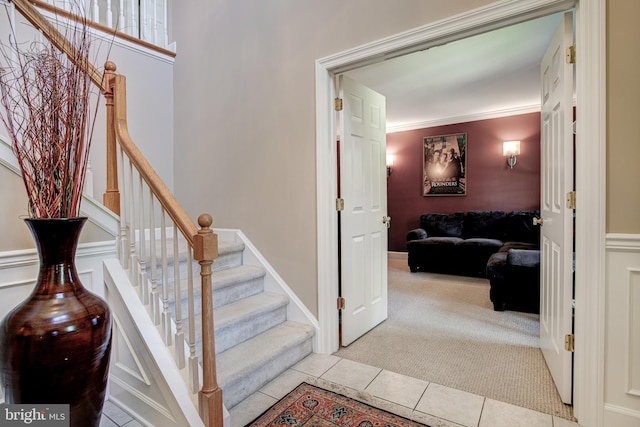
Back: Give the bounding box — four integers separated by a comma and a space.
333, 257, 574, 420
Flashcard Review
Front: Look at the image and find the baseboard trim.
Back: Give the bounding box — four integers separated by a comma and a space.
388, 251, 408, 261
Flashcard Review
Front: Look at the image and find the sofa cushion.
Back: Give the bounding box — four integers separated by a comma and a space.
456, 237, 503, 248
419, 212, 464, 237
499, 241, 539, 252
503, 210, 540, 244
408, 236, 463, 246
462, 210, 507, 240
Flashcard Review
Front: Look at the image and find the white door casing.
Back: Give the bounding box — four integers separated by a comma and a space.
316, 2, 604, 425
338, 75, 388, 346
539, 11, 574, 404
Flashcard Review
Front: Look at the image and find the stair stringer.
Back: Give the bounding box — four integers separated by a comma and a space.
214, 228, 320, 351
104, 258, 230, 427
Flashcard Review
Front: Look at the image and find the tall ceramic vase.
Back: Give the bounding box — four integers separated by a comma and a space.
0, 218, 112, 427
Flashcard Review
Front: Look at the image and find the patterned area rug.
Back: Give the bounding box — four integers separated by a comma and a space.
246, 383, 428, 426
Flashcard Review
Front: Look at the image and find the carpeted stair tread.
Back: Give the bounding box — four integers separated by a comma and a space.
217, 321, 315, 408
211, 265, 265, 291
213, 292, 289, 354
211, 265, 266, 308
217, 239, 245, 255
214, 292, 288, 329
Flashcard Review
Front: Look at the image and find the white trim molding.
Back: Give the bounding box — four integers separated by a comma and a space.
387, 104, 541, 134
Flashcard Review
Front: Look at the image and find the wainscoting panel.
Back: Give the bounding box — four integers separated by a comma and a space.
605, 234, 640, 427
103, 259, 205, 427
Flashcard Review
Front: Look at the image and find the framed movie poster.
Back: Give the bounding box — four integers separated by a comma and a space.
423, 133, 467, 196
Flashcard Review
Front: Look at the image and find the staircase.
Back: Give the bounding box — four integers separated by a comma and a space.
161, 233, 316, 411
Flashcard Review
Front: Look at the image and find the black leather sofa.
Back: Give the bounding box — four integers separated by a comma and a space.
406, 210, 541, 313
486, 245, 540, 313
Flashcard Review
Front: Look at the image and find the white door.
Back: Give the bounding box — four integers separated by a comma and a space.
338, 75, 388, 346
539, 11, 574, 404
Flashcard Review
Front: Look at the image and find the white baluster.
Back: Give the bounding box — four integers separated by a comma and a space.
187, 246, 199, 392
140, 0, 148, 42
83, 157, 94, 197
118, 146, 129, 268
128, 0, 138, 40
118, 0, 125, 33
160, 209, 172, 345
138, 174, 148, 303
91, 0, 99, 25
151, 0, 158, 45
128, 161, 137, 284
106, 0, 113, 29
163, 0, 168, 48
149, 193, 160, 324
173, 226, 185, 368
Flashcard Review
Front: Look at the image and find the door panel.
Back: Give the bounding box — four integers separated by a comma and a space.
339, 75, 388, 347
539, 11, 574, 404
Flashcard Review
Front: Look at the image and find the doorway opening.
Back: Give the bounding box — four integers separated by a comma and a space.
315, 1, 605, 425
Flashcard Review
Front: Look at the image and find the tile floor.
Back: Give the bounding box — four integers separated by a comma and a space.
100, 353, 583, 427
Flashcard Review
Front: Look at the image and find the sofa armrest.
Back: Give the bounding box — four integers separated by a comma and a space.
406, 228, 427, 241
507, 249, 540, 268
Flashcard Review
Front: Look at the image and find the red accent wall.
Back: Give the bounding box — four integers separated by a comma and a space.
387, 112, 541, 252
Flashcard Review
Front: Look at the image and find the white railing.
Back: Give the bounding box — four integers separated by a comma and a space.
42, 0, 170, 51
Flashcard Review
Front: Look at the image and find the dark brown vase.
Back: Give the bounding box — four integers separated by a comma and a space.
0, 218, 112, 427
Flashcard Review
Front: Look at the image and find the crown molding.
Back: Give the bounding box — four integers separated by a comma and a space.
386, 104, 541, 133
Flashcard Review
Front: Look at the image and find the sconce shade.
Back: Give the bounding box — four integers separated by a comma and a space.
386, 154, 394, 177
503, 141, 520, 169
503, 141, 521, 156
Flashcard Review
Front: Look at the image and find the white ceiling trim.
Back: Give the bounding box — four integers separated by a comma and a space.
386, 103, 541, 134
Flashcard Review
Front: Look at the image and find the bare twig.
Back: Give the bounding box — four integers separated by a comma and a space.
0, 1, 100, 218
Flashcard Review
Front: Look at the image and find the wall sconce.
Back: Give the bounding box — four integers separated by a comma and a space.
386, 154, 394, 177
503, 141, 521, 169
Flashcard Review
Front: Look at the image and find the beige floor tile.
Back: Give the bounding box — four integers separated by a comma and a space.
320, 358, 382, 390
292, 352, 341, 377
415, 383, 484, 427
365, 369, 429, 409
479, 398, 553, 427
101, 401, 134, 426
259, 369, 314, 400
228, 391, 278, 427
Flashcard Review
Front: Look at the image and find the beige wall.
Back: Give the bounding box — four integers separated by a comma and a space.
607, 0, 640, 233
172, 0, 494, 317
173, 0, 636, 315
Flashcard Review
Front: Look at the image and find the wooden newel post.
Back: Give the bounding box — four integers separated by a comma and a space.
193, 214, 223, 427
103, 61, 120, 215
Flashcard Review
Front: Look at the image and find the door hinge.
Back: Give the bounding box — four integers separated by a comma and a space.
565, 333, 575, 352
566, 191, 576, 209
334, 97, 343, 111
336, 198, 344, 211
566, 44, 576, 64
337, 297, 345, 310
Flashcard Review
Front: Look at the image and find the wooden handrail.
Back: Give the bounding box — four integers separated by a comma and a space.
11, 0, 106, 91
106, 68, 199, 245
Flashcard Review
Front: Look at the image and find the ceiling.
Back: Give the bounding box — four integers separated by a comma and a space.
344, 12, 565, 133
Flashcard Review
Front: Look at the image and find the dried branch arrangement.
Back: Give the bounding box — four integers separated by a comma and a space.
0, 3, 100, 218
